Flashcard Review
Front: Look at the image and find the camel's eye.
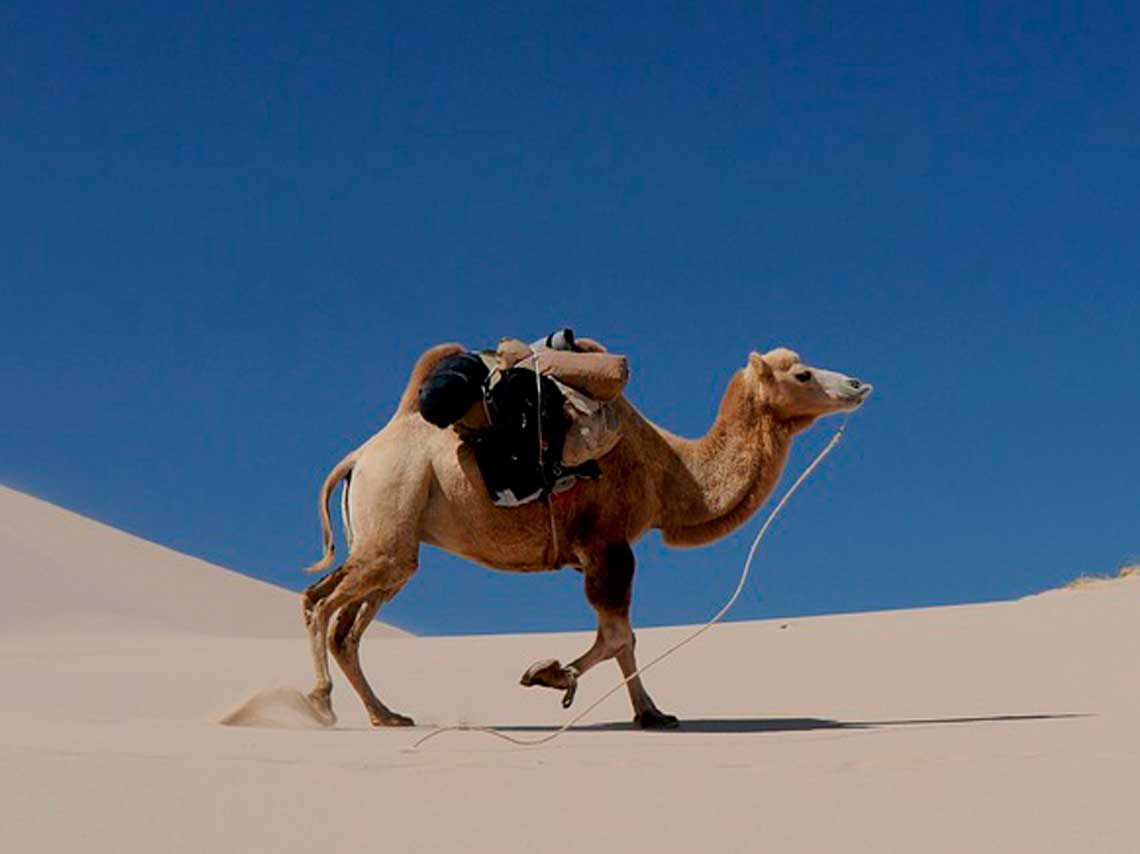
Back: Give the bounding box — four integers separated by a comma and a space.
794, 371, 812, 383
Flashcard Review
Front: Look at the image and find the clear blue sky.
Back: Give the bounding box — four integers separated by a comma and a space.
3, 2, 1137, 635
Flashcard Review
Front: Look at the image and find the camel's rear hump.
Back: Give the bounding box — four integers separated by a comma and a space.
396, 343, 467, 415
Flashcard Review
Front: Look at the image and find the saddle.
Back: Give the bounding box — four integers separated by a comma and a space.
417, 329, 628, 506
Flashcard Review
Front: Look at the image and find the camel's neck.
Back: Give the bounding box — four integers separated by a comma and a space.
654, 372, 794, 547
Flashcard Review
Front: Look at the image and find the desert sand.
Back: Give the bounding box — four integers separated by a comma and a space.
2, 483, 1137, 852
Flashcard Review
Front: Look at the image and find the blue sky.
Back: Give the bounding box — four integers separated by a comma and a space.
3, 2, 1138, 635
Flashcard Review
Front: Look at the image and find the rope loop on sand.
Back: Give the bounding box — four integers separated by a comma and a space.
411, 414, 853, 750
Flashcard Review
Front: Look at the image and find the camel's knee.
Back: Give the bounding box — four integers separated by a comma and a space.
303, 566, 347, 624
599, 620, 634, 655
306, 596, 351, 661
308, 555, 412, 656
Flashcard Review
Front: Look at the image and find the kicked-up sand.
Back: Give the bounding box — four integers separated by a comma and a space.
2, 484, 1137, 852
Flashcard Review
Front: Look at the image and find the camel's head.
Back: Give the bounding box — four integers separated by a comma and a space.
746, 348, 872, 428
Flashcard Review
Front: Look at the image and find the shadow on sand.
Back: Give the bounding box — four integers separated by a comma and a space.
489, 712, 1090, 734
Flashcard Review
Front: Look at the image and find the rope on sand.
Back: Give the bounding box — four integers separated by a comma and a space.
410, 415, 853, 750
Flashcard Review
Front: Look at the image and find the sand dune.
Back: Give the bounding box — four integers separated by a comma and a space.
0, 485, 404, 637
2, 486, 1137, 853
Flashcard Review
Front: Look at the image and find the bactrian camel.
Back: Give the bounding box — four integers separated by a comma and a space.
301, 346, 872, 728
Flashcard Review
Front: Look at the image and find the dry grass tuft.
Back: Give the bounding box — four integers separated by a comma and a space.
1062, 575, 1103, 590
1062, 564, 1140, 591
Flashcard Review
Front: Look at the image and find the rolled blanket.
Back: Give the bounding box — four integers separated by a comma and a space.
496, 338, 629, 401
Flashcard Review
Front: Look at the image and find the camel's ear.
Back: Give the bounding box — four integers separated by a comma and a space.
762, 347, 800, 371
748, 352, 773, 381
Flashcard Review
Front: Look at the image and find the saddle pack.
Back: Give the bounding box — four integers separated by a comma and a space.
417, 329, 628, 507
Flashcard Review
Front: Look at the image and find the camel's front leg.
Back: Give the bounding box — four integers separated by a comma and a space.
520, 542, 678, 728
615, 635, 678, 729
519, 615, 632, 708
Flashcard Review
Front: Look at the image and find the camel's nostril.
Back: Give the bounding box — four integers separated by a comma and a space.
847, 379, 863, 389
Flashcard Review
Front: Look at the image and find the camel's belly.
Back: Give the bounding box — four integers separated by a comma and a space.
420, 441, 561, 572
420, 502, 559, 572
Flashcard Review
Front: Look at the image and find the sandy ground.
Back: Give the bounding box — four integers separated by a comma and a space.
2, 485, 1137, 853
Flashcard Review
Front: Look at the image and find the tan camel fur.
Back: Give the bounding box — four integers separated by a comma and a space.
301, 344, 872, 728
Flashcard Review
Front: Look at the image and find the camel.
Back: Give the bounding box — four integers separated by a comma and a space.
301, 345, 872, 728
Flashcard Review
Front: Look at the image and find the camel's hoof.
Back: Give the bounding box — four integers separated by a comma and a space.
520, 659, 579, 708
635, 709, 680, 730
560, 682, 577, 709
520, 659, 570, 689
305, 691, 337, 727
370, 710, 415, 727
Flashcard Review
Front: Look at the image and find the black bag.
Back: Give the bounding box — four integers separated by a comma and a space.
417, 352, 490, 428
468, 368, 569, 506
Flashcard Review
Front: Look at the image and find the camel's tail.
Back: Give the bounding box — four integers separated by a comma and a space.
302, 451, 358, 574
303, 342, 465, 575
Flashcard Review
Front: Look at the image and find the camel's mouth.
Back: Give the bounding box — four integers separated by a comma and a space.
842, 383, 873, 408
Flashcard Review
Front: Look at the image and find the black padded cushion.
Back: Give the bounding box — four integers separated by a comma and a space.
418, 352, 491, 428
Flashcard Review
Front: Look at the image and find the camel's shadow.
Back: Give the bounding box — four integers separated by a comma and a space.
491, 712, 1089, 734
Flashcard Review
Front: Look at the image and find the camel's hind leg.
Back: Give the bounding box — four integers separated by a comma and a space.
329, 584, 413, 726
303, 555, 416, 726
302, 570, 354, 726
